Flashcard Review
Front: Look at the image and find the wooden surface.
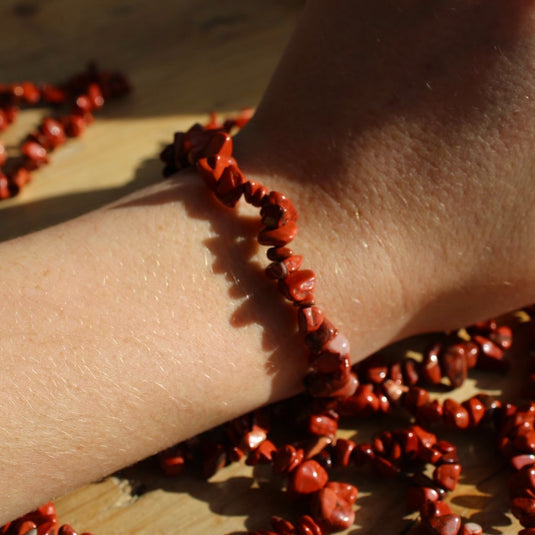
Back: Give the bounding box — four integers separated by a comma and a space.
0, 1, 531, 533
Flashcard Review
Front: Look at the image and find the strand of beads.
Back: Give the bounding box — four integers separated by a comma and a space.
0, 63, 131, 199
0, 502, 91, 535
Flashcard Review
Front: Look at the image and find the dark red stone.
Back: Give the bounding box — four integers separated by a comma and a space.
441, 343, 468, 388
421, 343, 443, 385
308, 414, 338, 438
296, 515, 323, 535
443, 399, 470, 429
278, 269, 315, 303
288, 460, 328, 495
270, 516, 296, 535
462, 397, 486, 427
406, 486, 439, 512
433, 463, 461, 491
424, 514, 462, 535
273, 445, 304, 475
311, 486, 355, 532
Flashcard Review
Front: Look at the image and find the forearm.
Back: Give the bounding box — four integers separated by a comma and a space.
0, 169, 407, 524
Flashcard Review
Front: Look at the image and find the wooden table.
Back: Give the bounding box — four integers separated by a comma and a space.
0, 1, 530, 533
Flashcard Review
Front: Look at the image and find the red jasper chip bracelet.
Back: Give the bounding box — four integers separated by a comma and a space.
0, 63, 131, 200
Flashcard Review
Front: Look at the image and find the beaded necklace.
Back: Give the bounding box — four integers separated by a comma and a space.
0, 63, 130, 200
3, 110, 535, 535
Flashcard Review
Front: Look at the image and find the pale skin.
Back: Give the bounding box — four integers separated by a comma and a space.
2, 0, 535, 525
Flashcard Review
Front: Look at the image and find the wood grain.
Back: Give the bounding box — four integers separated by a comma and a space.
0, 1, 529, 533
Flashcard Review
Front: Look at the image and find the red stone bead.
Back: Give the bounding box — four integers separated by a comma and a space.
441, 343, 468, 388
335, 438, 356, 467
63, 114, 86, 137
0, 143, 6, 166
278, 269, 315, 304
325, 481, 358, 505
21, 81, 40, 104
16, 520, 38, 535
511, 497, 535, 527
381, 379, 408, 404
373, 456, 401, 477
0, 173, 10, 199
419, 445, 443, 465
288, 460, 329, 495
420, 500, 452, 518
21, 141, 48, 167
214, 164, 245, 206
4, 106, 17, 124
463, 341, 480, 369
298, 306, 324, 335
40, 84, 68, 104
512, 455, 535, 471
489, 324, 513, 350
424, 514, 462, 535
58, 525, 79, 535
443, 399, 470, 429
361, 354, 388, 384
402, 358, 420, 386
40, 118, 66, 150
306, 370, 358, 398
404, 386, 430, 411
260, 191, 298, 229
304, 319, 337, 353
339, 384, 380, 415
243, 425, 267, 452
244, 180, 268, 207
520, 529, 535, 535
296, 515, 323, 535
433, 463, 461, 491
273, 445, 304, 475
247, 439, 277, 465
159, 446, 187, 476
87, 83, 104, 110
473, 334, 507, 370
394, 427, 420, 460
309, 349, 349, 375
267, 246, 294, 262
0, 110, 7, 131
308, 414, 338, 438
276, 254, 304, 274
514, 428, 535, 455
270, 516, 296, 535
311, 486, 355, 531
469, 318, 497, 334
352, 443, 375, 466
413, 425, 438, 449
461, 397, 486, 427
257, 220, 299, 246
389, 362, 404, 383
421, 343, 443, 385
461, 523, 483, 535
406, 486, 440, 512
266, 255, 303, 280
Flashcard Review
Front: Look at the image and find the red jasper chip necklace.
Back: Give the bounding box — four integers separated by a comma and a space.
0, 63, 130, 200
4, 108, 535, 535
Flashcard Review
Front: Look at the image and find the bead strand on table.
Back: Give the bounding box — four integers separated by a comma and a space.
0, 63, 131, 200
